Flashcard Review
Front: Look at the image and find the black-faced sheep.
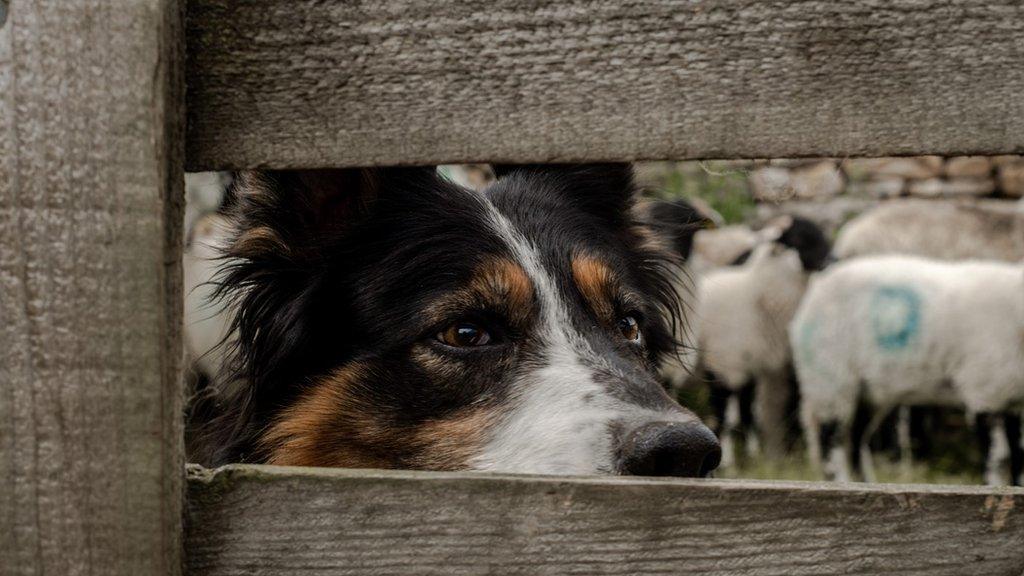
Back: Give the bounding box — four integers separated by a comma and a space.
694, 216, 832, 467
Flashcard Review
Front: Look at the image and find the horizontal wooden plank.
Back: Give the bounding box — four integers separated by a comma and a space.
185, 465, 1024, 575
185, 0, 1024, 170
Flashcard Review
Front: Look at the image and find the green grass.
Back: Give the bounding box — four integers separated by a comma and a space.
672, 384, 984, 485
719, 453, 981, 485
642, 161, 757, 224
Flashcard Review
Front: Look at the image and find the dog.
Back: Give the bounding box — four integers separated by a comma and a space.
185, 164, 720, 477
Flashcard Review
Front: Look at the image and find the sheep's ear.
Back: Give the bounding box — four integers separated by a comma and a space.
492, 163, 637, 225
227, 168, 435, 263
640, 199, 716, 260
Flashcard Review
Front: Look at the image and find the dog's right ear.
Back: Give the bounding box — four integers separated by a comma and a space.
203, 167, 445, 464
215, 167, 439, 391
226, 169, 382, 264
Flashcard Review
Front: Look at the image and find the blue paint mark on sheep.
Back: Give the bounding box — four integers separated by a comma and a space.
869, 286, 921, 351
796, 319, 818, 366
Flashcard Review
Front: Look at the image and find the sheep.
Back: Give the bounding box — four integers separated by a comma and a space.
689, 225, 761, 276
790, 255, 1024, 484
185, 171, 232, 243
184, 213, 234, 381
644, 214, 760, 390
693, 216, 832, 467
834, 199, 1024, 262
833, 198, 1024, 481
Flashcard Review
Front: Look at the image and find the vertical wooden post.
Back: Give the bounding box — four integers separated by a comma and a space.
0, 1, 184, 575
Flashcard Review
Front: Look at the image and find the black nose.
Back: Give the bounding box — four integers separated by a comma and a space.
619, 421, 721, 478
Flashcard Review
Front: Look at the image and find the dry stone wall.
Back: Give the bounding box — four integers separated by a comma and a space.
635, 155, 1024, 238
750, 155, 1024, 201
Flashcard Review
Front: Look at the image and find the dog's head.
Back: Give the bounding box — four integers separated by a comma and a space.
200, 164, 719, 477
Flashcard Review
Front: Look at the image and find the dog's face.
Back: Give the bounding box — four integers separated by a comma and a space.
205, 165, 719, 476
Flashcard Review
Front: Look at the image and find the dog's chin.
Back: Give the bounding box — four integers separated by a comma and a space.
464, 458, 616, 477
464, 437, 616, 476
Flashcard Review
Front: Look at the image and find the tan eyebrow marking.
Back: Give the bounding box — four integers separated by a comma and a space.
422, 257, 535, 326
470, 257, 533, 312
572, 255, 617, 320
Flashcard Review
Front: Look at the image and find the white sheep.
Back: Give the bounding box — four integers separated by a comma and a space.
834, 199, 1024, 262
833, 198, 1024, 482
791, 255, 1024, 484
689, 225, 760, 276
184, 213, 234, 382
657, 224, 760, 391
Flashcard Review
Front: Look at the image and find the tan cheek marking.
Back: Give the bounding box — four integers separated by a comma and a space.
260, 363, 392, 469
572, 256, 617, 320
409, 408, 498, 471
260, 361, 499, 472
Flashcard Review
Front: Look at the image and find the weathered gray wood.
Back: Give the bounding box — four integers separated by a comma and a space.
186, 465, 1024, 575
186, 0, 1024, 170
0, 1, 185, 575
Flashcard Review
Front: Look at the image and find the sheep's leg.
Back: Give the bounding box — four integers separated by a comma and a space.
720, 394, 741, 470
978, 413, 1011, 486
1005, 412, 1023, 486
802, 408, 823, 473
854, 403, 893, 483
819, 420, 851, 482
910, 406, 935, 460
707, 372, 729, 437
975, 412, 994, 483
707, 372, 735, 469
738, 381, 760, 459
753, 369, 791, 460
896, 405, 913, 478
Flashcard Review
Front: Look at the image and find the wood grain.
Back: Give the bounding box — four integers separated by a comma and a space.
186, 465, 1024, 575
0, 1, 185, 575
185, 0, 1024, 170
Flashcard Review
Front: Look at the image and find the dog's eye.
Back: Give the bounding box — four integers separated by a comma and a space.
617, 315, 641, 343
437, 322, 492, 347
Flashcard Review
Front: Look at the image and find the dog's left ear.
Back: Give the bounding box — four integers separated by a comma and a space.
640, 199, 716, 260
492, 163, 637, 226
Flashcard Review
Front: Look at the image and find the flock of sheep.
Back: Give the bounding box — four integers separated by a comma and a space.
664, 198, 1024, 485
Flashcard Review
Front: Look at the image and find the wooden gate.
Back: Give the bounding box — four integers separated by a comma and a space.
3, 2, 1023, 574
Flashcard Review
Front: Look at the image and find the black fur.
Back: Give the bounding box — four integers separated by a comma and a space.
775, 216, 833, 271
188, 165, 689, 467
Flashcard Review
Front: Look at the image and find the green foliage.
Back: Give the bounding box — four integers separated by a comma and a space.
641, 161, 757, 224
